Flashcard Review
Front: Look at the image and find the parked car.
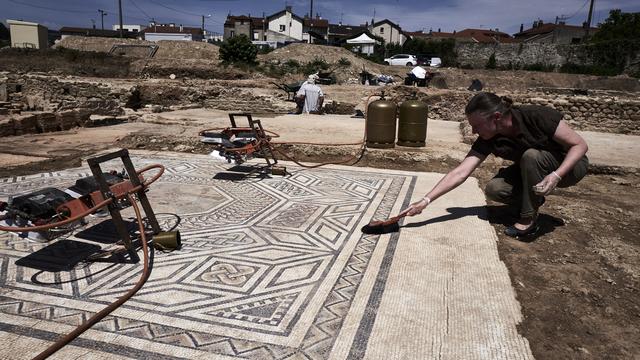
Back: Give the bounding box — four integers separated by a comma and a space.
416, 54, 433, 66
383, 54, 417, 66
429, 57, 442, 67
416, 54, 443, 67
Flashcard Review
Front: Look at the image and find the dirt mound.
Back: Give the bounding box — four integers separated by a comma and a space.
154, 40, 219, 60
54, 36, 219, 60
54, 36, 153, 53
259, 43, 404, 83
260, 43, 369, 65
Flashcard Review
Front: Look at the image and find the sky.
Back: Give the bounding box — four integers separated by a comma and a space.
1, 0, 639, 35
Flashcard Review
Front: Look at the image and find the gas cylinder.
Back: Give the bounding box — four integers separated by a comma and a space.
366, 92, 397, 148
397, 93, 428, 147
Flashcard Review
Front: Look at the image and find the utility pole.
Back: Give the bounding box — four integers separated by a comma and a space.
585, 0, 595, 38
310, 0, 313, 20
98, 9, 107, 30
202, 14, 211, 38
118, 0, 123, 38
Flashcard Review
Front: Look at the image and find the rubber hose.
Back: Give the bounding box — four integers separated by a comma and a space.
31, 193, 151, 360
0, 165, 164, 233
267, 93, 379, 169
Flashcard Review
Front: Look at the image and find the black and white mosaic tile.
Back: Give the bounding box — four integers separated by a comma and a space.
0, 152, 416, 359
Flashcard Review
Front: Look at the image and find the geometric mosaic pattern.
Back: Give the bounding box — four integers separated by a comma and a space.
0, 152, 415, 359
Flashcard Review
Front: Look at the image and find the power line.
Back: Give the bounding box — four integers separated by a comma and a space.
7, 0, 94, 14
7, 0, 149, 23
143, 0, 224, 26
148, 0, 202, 17
129, 0, 153, 20
565, 0, 590, 20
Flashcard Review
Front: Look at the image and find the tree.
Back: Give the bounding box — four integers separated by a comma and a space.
584, 10, 640, 77
485, 53, 497, 69
219, 34, 258, 64
591, 10, 640, 42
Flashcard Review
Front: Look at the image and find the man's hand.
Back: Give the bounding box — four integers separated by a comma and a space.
533, 171, 562, 196
403, 197, 430, 217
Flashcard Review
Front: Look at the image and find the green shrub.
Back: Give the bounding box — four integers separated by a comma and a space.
284, 59, 301, 68
219, 35, 258, 64
583, 39, 640, 75
485, 53, 496, 69
522, 63, 556, 72
256, 45, 273, 54
302, 57, 329, 75
559, 62, 620, 76
338, 57, 351, 66
500, 61, 521, 70
256, 58, 304, 78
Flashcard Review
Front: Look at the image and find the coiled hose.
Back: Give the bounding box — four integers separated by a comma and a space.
32, 193, 150, 360
266, 93, 379, 169
0, 164, 164, 233
0, 164, 165, 359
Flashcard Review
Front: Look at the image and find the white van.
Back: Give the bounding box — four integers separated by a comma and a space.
429, 57, 442, 67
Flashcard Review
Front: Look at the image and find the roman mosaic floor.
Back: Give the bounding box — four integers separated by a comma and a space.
0, 151, 533, 359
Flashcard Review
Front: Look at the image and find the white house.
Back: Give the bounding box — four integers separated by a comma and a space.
142, 24, 203, 42
112, 24, 145, 33
370, 19, 407, 45
266, 6, 303, 42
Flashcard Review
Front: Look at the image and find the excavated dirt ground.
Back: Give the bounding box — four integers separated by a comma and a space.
1, 39, 640, 359
1, 119, 638, 359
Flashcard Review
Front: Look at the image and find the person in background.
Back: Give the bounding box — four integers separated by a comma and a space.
295, 74, 324, 114
402, 92, 589, 238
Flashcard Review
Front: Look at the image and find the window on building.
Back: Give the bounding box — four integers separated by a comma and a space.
380, 28, 384, 34
253, 31, 259, 40
571, 37, 581, 44
279, 24, 286, 32
230, 30, 235, 37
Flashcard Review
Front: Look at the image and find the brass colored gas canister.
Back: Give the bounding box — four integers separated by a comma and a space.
397, 96, 428, 147
154, 231, 181, 251
366, 94, 397, 149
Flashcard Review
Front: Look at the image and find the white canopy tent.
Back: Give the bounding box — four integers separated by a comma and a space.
346, 33, 378, 55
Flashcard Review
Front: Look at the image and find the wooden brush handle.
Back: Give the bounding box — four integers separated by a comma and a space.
381, 211, 408, 226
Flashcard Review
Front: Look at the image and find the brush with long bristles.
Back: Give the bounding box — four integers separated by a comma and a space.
361, 209, 410, 235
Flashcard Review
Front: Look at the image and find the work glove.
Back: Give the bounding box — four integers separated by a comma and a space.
533, 171, 562, 196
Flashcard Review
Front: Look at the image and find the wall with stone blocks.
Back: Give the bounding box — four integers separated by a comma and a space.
0, 109, 92, 137
455, 43, 571, 69
10, 75, 128, 116
453, 43, 640, 71
452, 91, 640, 144
513, 95, 640, 135
387, 88, 640, 135
0, 74, 134, 136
